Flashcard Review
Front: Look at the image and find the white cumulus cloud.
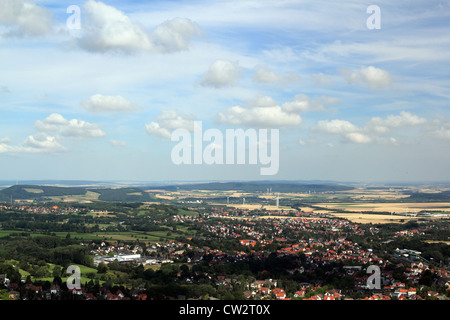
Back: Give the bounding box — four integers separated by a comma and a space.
0, 0, 53, 37
76, 0, 202, 54
81, 94, 139, 112
314, 111, 427, 144
145, 122, 172, 139
0, 133, 65, 154
218, 105, 302, 128
365, 111, 427, 133
35, 113, 106, 139
344, 132, 372, 144
151, 17, 203, 53
282, 94, 338, 113
218, 94, 335, 128
315, 119, 360, 135
342, 66, 392, 89
201, 59, 243, 88
145, 110, 195, 139
22, 133, 65, 152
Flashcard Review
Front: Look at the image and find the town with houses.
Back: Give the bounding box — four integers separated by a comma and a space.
1, 200, 450, 301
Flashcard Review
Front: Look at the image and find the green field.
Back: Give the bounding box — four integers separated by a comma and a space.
97, 228, 195, 242
0, 230, 47, 238
3, 259, 114, 286
177, 209, 199, 216
0, 227, 195, 244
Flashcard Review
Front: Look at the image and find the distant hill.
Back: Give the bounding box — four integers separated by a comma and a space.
0, 181, 354, 203
150, 181, 354, 193
0, 180, 106, 187
93, 188, 152, 202
0, 185, 152, 202
0, 185, 86, 201
404, 190, 450, 202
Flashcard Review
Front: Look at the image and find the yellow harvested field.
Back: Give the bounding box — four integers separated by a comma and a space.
226, 192, 251, 198
155, 194, 176, 200
297, 206, 317, 212
258, 215, 323, 220
326, 212, 418, 224
24, 188, 44, 193
350, 194, 410, 200
316, 202, 450, 213
312, 210, 334, 214
217, 215, 324, 220
425, 240, 450, 245
220, 204, 295, 211
259, 193, 305, 199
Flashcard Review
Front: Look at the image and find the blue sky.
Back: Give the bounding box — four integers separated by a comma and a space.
1, 0, 450, 183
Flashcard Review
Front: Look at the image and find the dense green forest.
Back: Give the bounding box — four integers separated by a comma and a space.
92, 188, 152, 202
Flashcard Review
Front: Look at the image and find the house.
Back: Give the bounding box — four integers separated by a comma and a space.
85, 293, 96, 300
69, 287, 85, 296
272, 288, 286, 300
252, 278, 278, 288
259, 287, 270, 295
427, 291, 439, 298
116, 290, 125, 299
50, 284, 60, 295
365, 294, 390, 301
305, 294, 323, 300
240, 240, 257, 247
105, 293, 121, 300
407, 288, 417, 296
325, 289, 341, 300
394, 288, 408, 299
294, 289, 306, 298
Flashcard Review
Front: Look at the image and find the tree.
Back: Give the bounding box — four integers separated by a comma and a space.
108, 259, 120, 271
97, 262, 107, 274
34, 265, 50, 278
180, 264, 189, 275
52, 265, 63, 278
53, 276, 63, 288
419, 269, 435, 287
